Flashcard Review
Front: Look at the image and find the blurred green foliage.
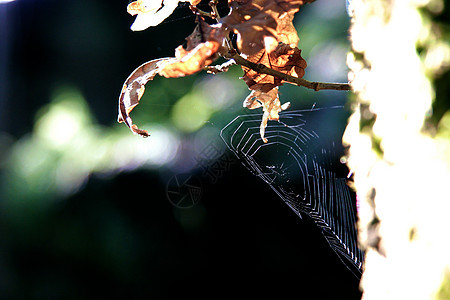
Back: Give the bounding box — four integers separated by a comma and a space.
0, 0, 365, 298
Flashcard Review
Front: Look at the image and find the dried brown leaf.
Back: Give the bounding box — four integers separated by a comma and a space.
118, 21, 228, 136
159, 21, 226, 78
159, 41, 220, 78
120, 0, 314, 139
240, 43, 305, 142
118, 58, 176, 137
221, 0, 310, 56
222, 0, 307, 108
128, 0, 195, 31
243, 87, 290, 142
241, 43, 307, 92
184, 18, 226, 51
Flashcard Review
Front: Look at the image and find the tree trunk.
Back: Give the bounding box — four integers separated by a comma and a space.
345, 0, 450, 299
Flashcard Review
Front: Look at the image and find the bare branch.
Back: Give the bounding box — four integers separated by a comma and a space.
226, 52, 351, 91
189, 5, 215, 19
209, 0, 221, 21
205, 59, 236, 74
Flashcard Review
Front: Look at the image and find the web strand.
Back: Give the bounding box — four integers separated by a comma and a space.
220, 106, 364, 278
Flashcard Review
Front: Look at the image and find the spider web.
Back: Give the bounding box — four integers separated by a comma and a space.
220, 105, 364, 278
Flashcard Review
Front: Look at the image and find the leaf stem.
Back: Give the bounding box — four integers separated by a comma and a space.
209, 0, 221, 21
189, 5, 215, 19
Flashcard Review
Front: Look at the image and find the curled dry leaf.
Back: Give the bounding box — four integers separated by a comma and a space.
231, 0, 307, 91
241, 44, 306, 141
128, 0, 201, 31
159, 41, 221, 78
221, 0, 308, 141
242, 43, 307, 92
221, 0, 278, 56
118, 58, 176, 137
159, 21, 226, 78
221, 0, 309, 56
120, 0, 314, 142
243, 87, 290, 142
184, 18, 226, 52
118, 21, 225, 136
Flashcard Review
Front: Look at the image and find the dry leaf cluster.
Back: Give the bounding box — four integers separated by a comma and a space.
119, 0, 316, 141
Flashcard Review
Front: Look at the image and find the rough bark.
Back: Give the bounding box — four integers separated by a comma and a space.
345, 1, 450, 299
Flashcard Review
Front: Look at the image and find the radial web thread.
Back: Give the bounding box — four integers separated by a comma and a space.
220, 106, 364, 277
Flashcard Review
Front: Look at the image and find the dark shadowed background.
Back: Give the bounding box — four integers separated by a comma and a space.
0, 0, 363, 298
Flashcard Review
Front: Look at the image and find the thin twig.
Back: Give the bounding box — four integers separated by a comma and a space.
189, 5, 215, 19
208, 0, 234, 53
204, 59, 236, 74
209, 0, 221, 21
227, 52, 351, 91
